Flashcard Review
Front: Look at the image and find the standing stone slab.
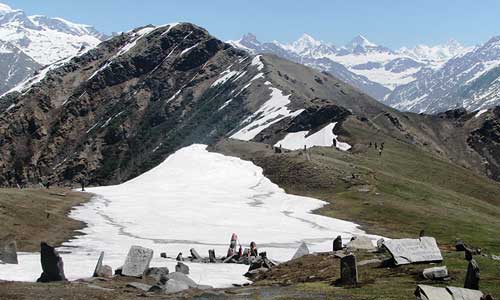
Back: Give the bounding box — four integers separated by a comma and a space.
464, 259, 480, 290
190, 248, 202, 261
37, 242, 66, 282
291, 242, 310, 260
333, 236, 343, 251
92, 251, 105, 277
383, 237, 443, 265
0, 235, 18, 264
340, 254, 358, 286
208, 249, 216, 263
122, 246, 154, 277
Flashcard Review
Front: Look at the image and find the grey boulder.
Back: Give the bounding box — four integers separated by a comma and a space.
175, 262, 190, 274
0, 235, 18, 264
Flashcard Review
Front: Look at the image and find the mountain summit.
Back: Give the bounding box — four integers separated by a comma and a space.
0, 2, 105, 95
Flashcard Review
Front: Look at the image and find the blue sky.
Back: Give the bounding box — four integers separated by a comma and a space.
4, 0, 500, 49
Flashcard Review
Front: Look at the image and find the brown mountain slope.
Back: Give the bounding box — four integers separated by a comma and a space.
0, 22, 498, 186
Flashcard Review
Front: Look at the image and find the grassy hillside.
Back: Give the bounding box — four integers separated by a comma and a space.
213, 118, 500, 298
0, 188, 91, 252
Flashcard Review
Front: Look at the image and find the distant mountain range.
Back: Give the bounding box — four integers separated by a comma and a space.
228, 33, 500, 113
0, 1, 499, 114
0, 22, 499, 186
0, 2, 104, 95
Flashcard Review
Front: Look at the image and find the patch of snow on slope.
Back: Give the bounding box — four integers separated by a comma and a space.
180, 42, 199, 56
0, 144, 379, 286
115, 26, 156, 57
474, 109, 488, 118
218, 99, 233, 111
231, 87, 304, 141
251, 55, 264, 71
275, 123, 351, 151
211, 69, 240, 87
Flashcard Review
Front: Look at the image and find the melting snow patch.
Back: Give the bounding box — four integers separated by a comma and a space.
218, 99, 233, 111
0, 144, 379, 286
275, 123, 352, 151
180, 42, 199, 56
211, 70, 240, 87
251, 55, 264, 71
115, 26, 156, 57
231, 87, 304, 141
474, 109, 488, 118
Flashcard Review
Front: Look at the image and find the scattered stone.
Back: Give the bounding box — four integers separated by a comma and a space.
423, 266, 449, 280
244, 267, 269, 279
333, 235, 343, 251
291, 242, 310, 260
114, 266, 123, 275
164, 278, 190, 294
209, 249, 216, 263
383, 237, 443, 265
465, 251, 480, 290
223, 254, 237, 263
86, 284, 115, 292
122, 246, 154, 277
448, 286, 484, 300
491, 255, 500, 261
0, 235, 18, 264
96, 265, 113, 278
346, 235, 376, 251
340, 254, 358, 286
376, 238, 386, 252
415, 285, 484, 300
145, 267, 169, 281
358, 258, 382, 266
160, 252, 167, 258
37, 242, 67, 282
167, 272, 199, 289
456, 239, 467, 252
190, 248, 202, 261
176, 262, 190, 275
126, 282, 152, 292
176, 252, 183, 261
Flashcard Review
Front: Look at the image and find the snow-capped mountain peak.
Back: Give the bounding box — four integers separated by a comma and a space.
397, 39, 471, 65
0, 3, 17, 14
290, 33, 322, 52
0, 2, 104, 65
281, 33, 337, 58
28, 15, 105, 39
347, 34, 377, 49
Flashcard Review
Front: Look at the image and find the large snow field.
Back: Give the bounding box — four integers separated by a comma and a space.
0, 144, 379, 287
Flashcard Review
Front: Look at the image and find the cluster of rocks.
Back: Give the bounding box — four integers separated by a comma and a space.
116, 246, 213, 294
